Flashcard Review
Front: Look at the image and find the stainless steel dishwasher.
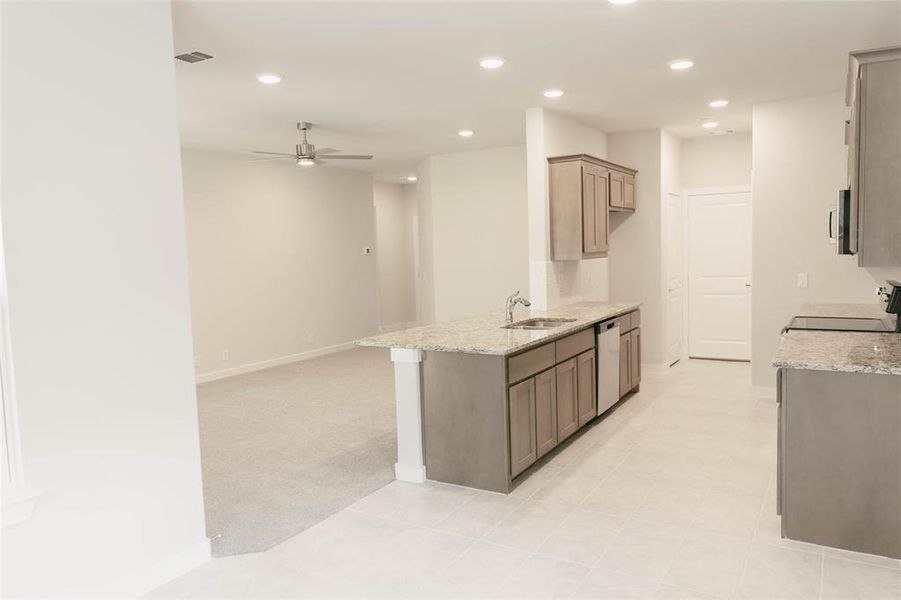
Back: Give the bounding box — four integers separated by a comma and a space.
596, 320, 620, 416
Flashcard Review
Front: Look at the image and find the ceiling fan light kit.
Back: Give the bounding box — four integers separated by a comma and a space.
250, 122, 373, 166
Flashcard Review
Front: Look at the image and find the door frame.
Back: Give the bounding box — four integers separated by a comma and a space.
666, 190, 687, 366
683, 185, 753, 362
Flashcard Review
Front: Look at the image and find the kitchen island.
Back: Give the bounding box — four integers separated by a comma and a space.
773, 303, 901, 559
358, 301, 641, 493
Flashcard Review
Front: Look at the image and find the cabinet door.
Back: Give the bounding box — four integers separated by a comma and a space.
594, 168, 609, 254
581, 165, 609, 256
555, 358, 579, 441
581, 166, 600, 254
535, 369, 557, 458
576, 349, 597, 426
619, 334, 631, 398
624, 174, 635, 210
630, 329, 641, 389
609, 170, 625, 209
508, 379, 537, 477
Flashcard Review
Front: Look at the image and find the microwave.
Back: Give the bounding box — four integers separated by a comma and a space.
829, 189, 857, 255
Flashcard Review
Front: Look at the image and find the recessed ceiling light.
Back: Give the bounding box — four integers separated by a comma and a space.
543, 89, 564, 99
479, 57, 504, 70
457, 129, 474, 137
406, 176, 418, 182
668, 59, 694, 71
257, 73, 283, 84
701, 120, 719, 129
608, 0, 636, 4
709, 99, 729, 108
297, 157, 315, 166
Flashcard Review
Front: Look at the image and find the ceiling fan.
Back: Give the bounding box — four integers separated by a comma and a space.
250, 122, 373, 166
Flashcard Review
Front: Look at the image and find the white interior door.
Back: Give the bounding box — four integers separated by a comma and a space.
666, 192, 684, 366
688, 188, 752, 361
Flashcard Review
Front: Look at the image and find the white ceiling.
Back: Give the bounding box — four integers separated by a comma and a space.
172, 1, 901, 182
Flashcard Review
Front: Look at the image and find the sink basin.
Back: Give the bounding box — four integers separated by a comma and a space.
502, 317, 578, 330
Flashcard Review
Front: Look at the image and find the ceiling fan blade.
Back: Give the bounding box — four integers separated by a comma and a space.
316, 147, 340, 155
250, 150, 297, 157
318, 155, 373, 160
250, 156, 294, 162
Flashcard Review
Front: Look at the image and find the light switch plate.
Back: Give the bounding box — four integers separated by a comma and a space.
797, 273, 809, 289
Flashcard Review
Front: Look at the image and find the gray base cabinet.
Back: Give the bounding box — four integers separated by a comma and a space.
420, 311, 640, 493
777, 367, 901, 559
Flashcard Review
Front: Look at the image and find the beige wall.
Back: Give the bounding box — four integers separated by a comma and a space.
751, 91, 901, 388
608, 130, 667, 368
416, 146, 530, 322
181, 149, 379, 380
681, 133, 752, 190
373, 182, 417, 329
1, 2, 208, 596
526, 108, 610, 310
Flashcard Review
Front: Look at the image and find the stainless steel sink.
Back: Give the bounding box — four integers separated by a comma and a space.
502, 317, 577, 330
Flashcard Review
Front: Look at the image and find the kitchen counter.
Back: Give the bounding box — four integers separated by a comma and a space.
357, 301, 640, 356
773, 303, 901, 376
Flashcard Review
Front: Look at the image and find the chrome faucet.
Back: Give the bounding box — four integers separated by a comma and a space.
505, 290, 532, 324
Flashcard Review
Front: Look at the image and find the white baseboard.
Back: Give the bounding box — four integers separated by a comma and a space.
195, 341, 357, 384
641, 362, 671, 376
95, 537, 210, 598
379, 320, 418, 333
751, 385, 777, 400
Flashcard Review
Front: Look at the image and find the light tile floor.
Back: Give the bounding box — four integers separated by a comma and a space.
149, 359, 901, 599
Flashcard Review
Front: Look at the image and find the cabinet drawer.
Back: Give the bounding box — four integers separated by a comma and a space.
507, 343, 555, 384
630, 310, 640, 328
555, 328, 595, 363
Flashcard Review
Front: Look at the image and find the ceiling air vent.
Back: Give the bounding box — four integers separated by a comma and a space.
175, 51, 214, 64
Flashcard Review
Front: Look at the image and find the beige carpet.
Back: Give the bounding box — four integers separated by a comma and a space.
197, 346, 397, 557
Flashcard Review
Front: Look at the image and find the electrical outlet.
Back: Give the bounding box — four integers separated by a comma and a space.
797, 273, 809, 289
220, 350, 229, 361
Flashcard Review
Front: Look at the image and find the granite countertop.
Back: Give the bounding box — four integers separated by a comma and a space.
773, 303, 901, 376
357, 301, 640, 356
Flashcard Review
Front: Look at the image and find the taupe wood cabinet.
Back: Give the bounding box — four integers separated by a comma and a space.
420, 325, 600, 493
776, 367, 901, 559
609, 170, 636, 211
534, 369, 557, 458
509, 378, 537, 478
576, 350, 597, 426
555, 358, 579, 442
846, 47, 901, 266
618, 311, 641, 398
548, 155, 637, 261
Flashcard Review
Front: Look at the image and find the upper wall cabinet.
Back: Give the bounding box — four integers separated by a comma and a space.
846, 46, 901, 267
548, 154, 638, 261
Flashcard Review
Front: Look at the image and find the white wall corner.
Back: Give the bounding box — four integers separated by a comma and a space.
1, 487, 43, 529
751, 385, 777, 400
95, 538, 211, 598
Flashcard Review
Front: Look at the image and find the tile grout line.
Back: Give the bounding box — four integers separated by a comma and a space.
731, 467, 774, 599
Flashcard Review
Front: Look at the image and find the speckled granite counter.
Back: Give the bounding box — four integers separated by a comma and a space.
357, 301, 640, 356
773, 303, 901, 375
